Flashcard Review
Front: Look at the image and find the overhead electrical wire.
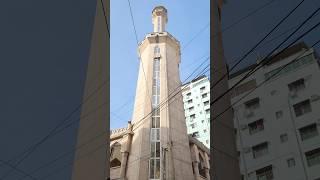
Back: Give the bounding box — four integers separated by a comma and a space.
210, 0, 306, 92
210, 7, 320, 108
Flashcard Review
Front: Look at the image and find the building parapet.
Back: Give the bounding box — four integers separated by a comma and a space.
110, 127, 128, 135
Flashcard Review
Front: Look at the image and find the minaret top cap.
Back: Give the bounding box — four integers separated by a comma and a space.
152, 6, 168, 32
152, 6, 167, 14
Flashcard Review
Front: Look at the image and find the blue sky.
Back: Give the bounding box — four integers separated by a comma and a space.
110, 0, 210, 129
110, 0, 320, 129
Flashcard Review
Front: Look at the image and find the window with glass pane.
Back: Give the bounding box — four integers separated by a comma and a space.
248, 119, 264, 135
305, 147, 320, 167
293, 99, 312, 117
252, 142, 268, 158
256, 165, 273, 180
288, 78, 305, 92
150, 58, 161, 179
299, 123, 318, 141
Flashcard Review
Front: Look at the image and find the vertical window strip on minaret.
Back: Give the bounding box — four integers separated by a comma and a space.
149, 46, 161, 179
157, 16, 161, 32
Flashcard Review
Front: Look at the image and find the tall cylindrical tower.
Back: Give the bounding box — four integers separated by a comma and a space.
126, 6, 194, 180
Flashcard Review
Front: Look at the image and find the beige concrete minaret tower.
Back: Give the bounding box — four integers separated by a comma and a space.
126, 6, 194, 180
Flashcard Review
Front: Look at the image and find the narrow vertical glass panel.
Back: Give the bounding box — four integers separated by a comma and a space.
155, 159, 160, 178
153, 79, 157, 86
156, 129, 160, 140
152, 86, 157, 94
150, 159, 155, 178
156, 96, 160, 105
152, 117, 156, 128
151, 129, 157, 141
156, 142, 160, 157
151, 142, 155, 157
157, 85, 160, 95
154, 46, 159, 54
156, 117, 160, 128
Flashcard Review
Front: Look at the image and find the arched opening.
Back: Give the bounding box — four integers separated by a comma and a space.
110, 158, 121, 168
110, 142, 122, 168
198, 153, 207, 178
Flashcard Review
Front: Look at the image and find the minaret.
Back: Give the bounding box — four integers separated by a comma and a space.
126, 6, 194, 180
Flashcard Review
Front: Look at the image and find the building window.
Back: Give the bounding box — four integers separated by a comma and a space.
200, 86, 206, 92
252, 142, 268, 159
299, 123, 318, 141
256, 165, 273, 180
157, 16, 161, 32
275, 111, 283, 119
245, 97, 260, 110
287, 158, 296, 167
201, 120, 204, 123
190, 123, 196, 129
190, 114, 195, 119
305, 148, 320, 167
203, 129, 207, 133
149, 58, 161, 179
202, 93, 208, 98
206, 140, 209, 144
189, 106, 194, 112
154, 46, 160, 54
288, 78, 305, 92
280, 133, 288, 143
293, 99, 311, 117
192, 131, 199, 138
187, 99, 193, 104
204, 101, 209, 106
205, 109, 210, 114
248, 119, 264, 135
187, 92, 191, 97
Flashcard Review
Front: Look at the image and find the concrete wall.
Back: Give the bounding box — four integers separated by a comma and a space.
71, 0, 109, 179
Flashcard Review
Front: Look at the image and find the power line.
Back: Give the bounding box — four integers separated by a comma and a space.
111, 0, 277, 128
126, 0, 153, 108
0, 160, 38, 180
0, 2, 114, 176
182, 0, 277, 51
210, 8, 320, 109
210, 0, 306, 92
15, 50, 210, 180
216, 0, 277, 37
0, 80, 108, 179
16, 65, 211, 180
100, 0, 110, 38
212, 40, 319, 124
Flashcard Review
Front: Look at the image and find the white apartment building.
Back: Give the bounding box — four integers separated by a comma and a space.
182, 75, 210, 148
229, 42, 320, 180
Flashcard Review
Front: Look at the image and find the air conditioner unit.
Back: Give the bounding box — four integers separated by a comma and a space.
289, 90, 297, 98
311, 95, 320, 102
243, 147, 251, 153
